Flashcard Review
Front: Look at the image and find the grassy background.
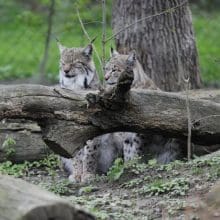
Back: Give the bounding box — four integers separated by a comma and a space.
0, 1, 219, 84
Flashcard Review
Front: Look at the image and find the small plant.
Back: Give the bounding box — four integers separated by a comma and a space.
28, 154, 59, 170
191, 156, 220, 168
0, 154, 60, 178
157, 160, 183, 172
124, 157, 147, 175
137, 177, 190, 196
123, 178, 143, 188
2, 136, 16, 158
107, 158, 124, 181
0, 161, 29, 177
41, 179, 71, 195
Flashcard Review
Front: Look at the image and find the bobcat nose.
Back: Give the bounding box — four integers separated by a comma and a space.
104, 73, 110, 80
64, 69, 69, 74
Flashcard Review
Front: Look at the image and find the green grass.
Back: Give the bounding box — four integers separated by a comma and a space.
0, 2, 219, 84
193, 11, 220, 83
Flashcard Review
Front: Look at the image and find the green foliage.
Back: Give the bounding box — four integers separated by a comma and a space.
190, 155, 220, 167
0, 154, 59, 177
0, 161, 29, 177
191, 0, 220, 11
124, 157, 147, 175
2, 136, 16, 158
193, 11, 220, 83
138, 178, 190, 196
107, 158, 124, 182
123, 178, 144, 188
41, 179, 71, 195
190, 156, 220, 181
0, 1, 219, 84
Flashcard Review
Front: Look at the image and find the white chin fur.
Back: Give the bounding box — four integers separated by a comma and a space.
59, 70, 95, 90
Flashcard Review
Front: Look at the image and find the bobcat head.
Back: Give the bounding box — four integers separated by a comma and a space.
58, 42, 99, 90
123, 133, 145, 162
104, 49, 158, 90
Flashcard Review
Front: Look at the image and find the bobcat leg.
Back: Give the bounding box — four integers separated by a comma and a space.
69, 149, 83, 183
82, 140, 98, 182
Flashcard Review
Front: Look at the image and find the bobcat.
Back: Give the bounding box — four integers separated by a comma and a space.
59, 44, 181, 182
104, 49, 183, 164
58, 42, 99, 90
104, 49, 158, 90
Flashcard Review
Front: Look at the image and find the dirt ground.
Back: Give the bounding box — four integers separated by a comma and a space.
15, 150, 220, 220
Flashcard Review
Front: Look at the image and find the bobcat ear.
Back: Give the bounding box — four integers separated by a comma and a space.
57, 42, 65, 53
110, 47, 119, 57
126, 51, 136, 66
83, 44, 93, 57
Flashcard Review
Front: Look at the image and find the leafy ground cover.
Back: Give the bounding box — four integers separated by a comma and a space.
1, 152, 220, 219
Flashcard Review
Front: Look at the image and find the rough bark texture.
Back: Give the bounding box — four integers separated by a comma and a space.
0, 174, 94, 220
0, 84, 219, 157
112, 0, 201, 91
0, 119, 50, 163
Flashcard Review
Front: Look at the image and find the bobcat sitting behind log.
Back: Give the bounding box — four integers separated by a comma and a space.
59, 43, 182, 182
58, 42, 144, 182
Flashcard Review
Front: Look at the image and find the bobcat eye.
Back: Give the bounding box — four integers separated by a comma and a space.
134, 139, 140, 144
112, 66, 118, 72
124, 139, 130, 144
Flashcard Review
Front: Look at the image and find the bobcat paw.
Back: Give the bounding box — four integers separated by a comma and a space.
81, 173, 96, 183
68, 174, 81, 183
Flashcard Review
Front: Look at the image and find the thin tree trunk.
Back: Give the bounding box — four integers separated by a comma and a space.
112, 0, 202, 91
39, 0, 55, 83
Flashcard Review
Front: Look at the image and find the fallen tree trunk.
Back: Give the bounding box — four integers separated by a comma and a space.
0, 119, 50, 163
0, 82, 219, 157
0, 174, 94, 220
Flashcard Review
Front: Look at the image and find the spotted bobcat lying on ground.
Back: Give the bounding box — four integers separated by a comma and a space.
58, 42, 182, 182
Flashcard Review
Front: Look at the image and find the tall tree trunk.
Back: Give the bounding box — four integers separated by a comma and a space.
112, 0, 202, 91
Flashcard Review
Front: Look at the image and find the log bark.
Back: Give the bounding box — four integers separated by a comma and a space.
0, 174, 94, 220
0, 119, 50, 163
0, 84, 219, 157
112, 0, 202, 91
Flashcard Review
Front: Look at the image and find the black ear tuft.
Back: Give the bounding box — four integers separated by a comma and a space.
111, 46, 114, 55
110, 47, 119, 57
83, 44, 93, 57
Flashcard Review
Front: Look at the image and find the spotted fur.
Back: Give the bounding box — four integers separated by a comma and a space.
58, 43, 99, 90
105, 50, 182, 164
105, 50, 158, 89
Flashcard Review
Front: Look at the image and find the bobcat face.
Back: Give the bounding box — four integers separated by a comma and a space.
123, 133, 144, 162
104, 51, 136, 86
58, 43, 97, 90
